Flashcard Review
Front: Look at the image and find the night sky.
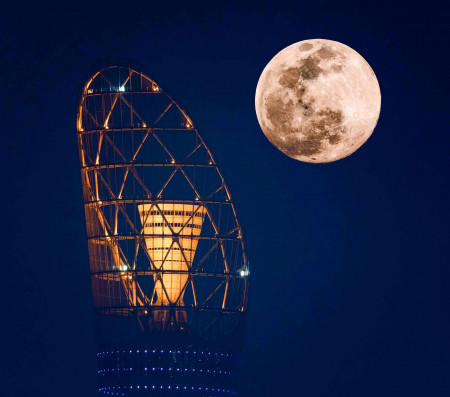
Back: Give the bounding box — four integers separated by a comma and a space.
2, 1, 449, 396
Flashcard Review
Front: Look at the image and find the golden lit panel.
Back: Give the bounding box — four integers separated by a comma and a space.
138, 203, 205, 305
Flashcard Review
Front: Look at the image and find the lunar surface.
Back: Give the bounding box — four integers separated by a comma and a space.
255, 39, 381, 163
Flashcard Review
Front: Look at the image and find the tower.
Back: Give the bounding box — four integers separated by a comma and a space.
76, 60, 249, 396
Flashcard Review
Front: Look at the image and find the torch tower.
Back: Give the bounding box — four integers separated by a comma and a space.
76, 61, 249, 396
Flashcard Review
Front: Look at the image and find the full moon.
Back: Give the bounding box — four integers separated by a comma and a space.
255, 39, 381, 163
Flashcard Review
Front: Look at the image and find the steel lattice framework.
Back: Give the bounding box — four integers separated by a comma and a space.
77, 64, 248, 343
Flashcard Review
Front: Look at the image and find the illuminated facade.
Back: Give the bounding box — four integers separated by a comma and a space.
76, 60, 248, 396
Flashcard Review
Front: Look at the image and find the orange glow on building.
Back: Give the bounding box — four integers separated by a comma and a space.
76, 60, 248, 396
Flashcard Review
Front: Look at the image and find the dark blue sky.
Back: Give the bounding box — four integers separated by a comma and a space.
2, 1, 449, 396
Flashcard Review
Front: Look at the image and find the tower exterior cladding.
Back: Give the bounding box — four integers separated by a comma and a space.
76, 61, 249, 397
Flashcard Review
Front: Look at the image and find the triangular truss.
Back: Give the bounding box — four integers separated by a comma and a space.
77, 65, 248, 339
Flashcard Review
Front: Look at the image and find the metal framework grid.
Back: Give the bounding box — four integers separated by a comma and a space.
77, 64, 248, 342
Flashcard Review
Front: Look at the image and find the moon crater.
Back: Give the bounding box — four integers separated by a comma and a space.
255, 39, 381, 163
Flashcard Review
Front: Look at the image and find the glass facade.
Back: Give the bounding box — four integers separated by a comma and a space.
97, 347, 237, 396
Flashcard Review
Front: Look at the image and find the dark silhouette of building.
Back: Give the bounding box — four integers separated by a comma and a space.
76, 60, 249, 396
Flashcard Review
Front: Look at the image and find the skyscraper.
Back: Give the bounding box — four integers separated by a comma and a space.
76, 60, 249, 396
